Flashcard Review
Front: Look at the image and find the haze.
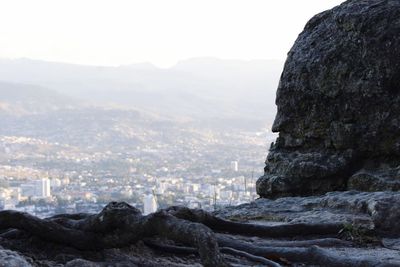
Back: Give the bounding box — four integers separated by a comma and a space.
0, 0, 343, 67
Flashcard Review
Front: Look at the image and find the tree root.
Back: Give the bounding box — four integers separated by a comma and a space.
0, 203, 227, 267
0, 202, 377, 267
220, 247, 282, 267
217, 234, 353, 247
165, 206, 343, 237
143, 239, 282, 267
217, 235, 400, 267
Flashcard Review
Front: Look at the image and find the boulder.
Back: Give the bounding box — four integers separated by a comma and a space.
257, 0, 400, 198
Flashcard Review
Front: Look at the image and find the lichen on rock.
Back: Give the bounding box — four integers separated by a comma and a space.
257, 0, 400, 198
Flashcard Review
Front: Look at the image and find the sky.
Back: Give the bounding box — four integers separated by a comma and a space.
0, 0, 344, 68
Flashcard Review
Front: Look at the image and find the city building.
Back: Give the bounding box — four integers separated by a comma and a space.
143, 194, 157, 215
230, 161, 238, 172
36, 178, 51, 198
21, 178, 51, 198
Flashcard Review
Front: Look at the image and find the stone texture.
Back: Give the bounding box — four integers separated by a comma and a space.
215, 191, 400, 265
0, 247, 32, 267
3, 191, 400, 266
217, 191, 400, 234
65, 259, 99, 267
257, 0, 400, 198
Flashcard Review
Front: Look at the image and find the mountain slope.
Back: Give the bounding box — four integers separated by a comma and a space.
0, 81, 79, 115
0, 58, 283, 125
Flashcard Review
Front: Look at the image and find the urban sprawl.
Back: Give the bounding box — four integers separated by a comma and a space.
0, 115, 275, 218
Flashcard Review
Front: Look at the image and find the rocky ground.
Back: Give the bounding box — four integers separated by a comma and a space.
219, 191, 400, 265
1, 191, 400, 266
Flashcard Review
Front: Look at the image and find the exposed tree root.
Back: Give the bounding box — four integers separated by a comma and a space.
165, 206, 343, 237
143, 239, 282, 267
0, 203, 227, 267
217, 235, 400, 267
217, 234, 353, 247
0, 210, 102, 250
220, 247, 282, 267
1, 202, 378, 267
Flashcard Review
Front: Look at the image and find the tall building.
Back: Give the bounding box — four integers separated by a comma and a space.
21, 178, 51, 198
143, 194, 157, 215
34, 178, 51, 198
230, 161, 238, 172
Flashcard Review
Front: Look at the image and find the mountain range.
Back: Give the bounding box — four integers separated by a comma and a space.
0, 57, 284, 129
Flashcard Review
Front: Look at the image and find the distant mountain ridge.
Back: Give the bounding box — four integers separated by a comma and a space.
0, 57, 284, 126
0, 81, 79, 115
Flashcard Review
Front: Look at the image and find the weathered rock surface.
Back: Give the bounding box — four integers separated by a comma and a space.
0, 247, 32, 267
2, 191, 400, 266
217, 191, 400, 234
257, 0, 400, 198
216, 191, 400, 266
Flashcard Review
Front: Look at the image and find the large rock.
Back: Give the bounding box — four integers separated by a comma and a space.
0, 247, 32, 267
257, 0, 400, 198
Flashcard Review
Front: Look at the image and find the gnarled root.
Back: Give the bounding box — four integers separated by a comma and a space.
144, 239, 282, 267
1, 202, 374, 267
217, 235, 398, 267
166, 206, 343, 237
0, 203, 228, 267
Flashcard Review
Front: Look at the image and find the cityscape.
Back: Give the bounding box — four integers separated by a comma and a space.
0, 107, 276, 217
0, 57, 280, 218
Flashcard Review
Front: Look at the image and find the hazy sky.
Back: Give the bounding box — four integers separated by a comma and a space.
0, 0, 344, 67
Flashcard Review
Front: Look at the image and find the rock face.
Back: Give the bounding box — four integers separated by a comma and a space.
217, 191, 400, 235
257, 0, 400, 198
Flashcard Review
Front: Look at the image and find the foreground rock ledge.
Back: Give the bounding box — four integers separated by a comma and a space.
1, 191, 400, 266
257, 0, 400, 198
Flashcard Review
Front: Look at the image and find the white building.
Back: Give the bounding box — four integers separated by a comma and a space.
38, 178, 51, 198
21, 178, 51, 198
143, 194, 157, 215
230, 161, 238, 172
